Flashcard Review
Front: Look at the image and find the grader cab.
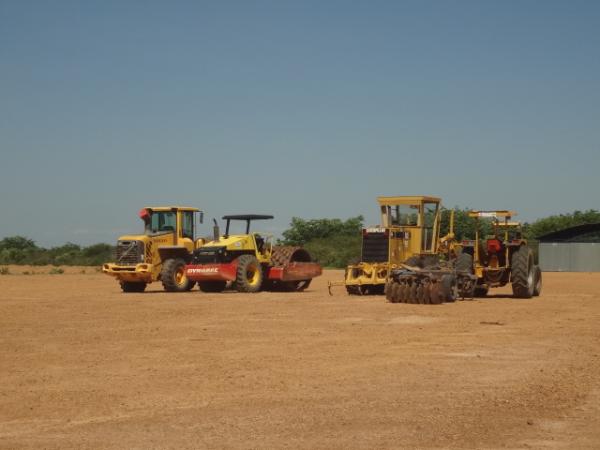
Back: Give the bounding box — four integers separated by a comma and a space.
103, 206, 205, 293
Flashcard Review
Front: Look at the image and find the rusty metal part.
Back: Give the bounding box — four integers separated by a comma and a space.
267, 246, 317, 292
386, 265, 477, 304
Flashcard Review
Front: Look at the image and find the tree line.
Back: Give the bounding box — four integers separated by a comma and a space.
1, 209, 599, 268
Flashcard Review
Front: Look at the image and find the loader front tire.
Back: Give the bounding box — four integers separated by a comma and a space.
161, 258, 195, 292
120, 281, 147, 293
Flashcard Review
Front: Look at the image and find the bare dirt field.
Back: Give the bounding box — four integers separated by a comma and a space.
1, 269, 600, 449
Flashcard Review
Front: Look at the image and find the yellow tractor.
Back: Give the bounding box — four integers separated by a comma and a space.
185, 215, 322, 293
103, 206, 205, 293
456, 211, 542, 298
331, 196, 456, 295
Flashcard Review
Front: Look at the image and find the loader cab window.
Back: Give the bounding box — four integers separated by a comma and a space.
421, 202, 439, 252
182, 211, 194, 239
390, 204, 419, 227
147, 211, 177, 234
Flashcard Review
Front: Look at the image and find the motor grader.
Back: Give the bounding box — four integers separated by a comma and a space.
103, 206, 205, 293
329, 196, 460, 297
455, 211, 542, 298
185, 215, 322, 293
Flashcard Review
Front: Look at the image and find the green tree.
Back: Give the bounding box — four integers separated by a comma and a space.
280, 216, 364, 245
527, 209, 600, 239
279, 216, 364, 267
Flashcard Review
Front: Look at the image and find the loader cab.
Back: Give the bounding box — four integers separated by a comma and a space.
139, 207, 204, 249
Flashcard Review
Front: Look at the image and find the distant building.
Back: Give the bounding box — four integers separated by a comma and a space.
538, 223, 600, 272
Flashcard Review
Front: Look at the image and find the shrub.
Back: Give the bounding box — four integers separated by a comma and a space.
49, 267, 65, 275
0, 266, 9, 275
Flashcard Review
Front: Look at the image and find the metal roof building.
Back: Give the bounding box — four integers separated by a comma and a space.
538, 223, 600, 272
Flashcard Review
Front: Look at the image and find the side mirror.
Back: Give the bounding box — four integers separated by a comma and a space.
198, 211, 204, 224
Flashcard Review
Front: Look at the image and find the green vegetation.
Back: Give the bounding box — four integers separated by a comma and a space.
0, 237, 114, 266
49, 267, 65, 275
278, 216, 363, 268
525, 209, 600, 239
1, 209, 598, 269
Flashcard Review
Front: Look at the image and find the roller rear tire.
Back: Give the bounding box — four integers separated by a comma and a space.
235, 255, 263, 293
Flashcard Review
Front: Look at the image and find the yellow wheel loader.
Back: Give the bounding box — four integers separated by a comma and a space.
185, 215, 322, 293
102, 207, 205, 293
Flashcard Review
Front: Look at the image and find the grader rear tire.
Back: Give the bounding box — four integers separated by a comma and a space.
161, 258, 195, 292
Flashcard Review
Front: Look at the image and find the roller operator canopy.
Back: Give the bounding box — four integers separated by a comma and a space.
222, 215, 274, 221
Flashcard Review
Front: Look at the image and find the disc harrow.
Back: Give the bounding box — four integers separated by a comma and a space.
386, 266, 477, 304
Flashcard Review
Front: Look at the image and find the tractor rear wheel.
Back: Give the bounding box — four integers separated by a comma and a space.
199, 281, 227, 293
161, 258, 195, 292
235, 255, 263, 293
533, 265, 542, 296
511, 246, 534, 298
120, 281, 147, 293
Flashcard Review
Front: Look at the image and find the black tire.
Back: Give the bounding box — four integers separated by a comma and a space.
511, 246, 534, 298
533, 265, 542, 296
474, 285, 489, 297
455, 252, 473, 272
235, 255, 263, 293
198, 281, 227, 293
161, 258, 195, 292
120, 281, 147, 293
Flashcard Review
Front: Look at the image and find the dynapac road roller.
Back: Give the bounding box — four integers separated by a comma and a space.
185, 215, 322, 293
103, 206, 205, 293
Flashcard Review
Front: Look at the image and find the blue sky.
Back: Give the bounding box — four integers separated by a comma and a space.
1, 1, 599, 246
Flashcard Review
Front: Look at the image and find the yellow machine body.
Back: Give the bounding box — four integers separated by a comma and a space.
200, 233, 274, 264
102, 206, 204, 284
342, 196, 448, 295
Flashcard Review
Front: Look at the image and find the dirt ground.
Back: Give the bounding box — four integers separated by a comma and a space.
1, 269, 600, 449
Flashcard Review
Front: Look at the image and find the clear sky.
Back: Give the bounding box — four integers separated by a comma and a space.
1, 1, 599, 247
